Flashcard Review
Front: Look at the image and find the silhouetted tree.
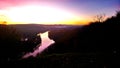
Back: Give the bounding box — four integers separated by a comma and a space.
93, 14, 106, 23
116, 10, 120, 17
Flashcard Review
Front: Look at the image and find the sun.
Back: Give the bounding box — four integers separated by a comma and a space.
4, 5, 81, 25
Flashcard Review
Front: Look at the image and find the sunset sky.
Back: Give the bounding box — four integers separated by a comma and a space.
0, 0, 119, 25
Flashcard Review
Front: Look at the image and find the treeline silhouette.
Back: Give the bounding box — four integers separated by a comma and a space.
39, 11, 120, 68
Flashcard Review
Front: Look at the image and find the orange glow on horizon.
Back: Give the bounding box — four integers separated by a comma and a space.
0, 5, 90, 25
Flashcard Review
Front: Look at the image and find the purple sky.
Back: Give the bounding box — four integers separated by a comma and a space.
0, 0, 119, 23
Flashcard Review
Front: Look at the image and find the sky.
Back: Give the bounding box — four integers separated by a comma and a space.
0, 0, 119, 25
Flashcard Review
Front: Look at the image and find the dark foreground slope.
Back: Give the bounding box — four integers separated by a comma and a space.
38, 12, 120, 68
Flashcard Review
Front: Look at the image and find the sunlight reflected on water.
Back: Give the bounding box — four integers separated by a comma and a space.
23, 31, 55, 58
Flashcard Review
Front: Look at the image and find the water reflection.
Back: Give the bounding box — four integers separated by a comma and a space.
23, 31, 55, 58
